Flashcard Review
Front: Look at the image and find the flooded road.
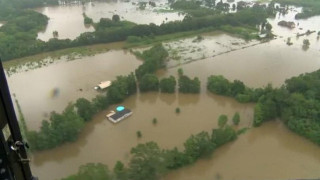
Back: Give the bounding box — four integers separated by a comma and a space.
35, 1, 184, 41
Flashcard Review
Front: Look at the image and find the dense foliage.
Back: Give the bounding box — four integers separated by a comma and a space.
207, 71, 320, 145
0, 4, 269, 61
160, 76, 176, 93
62, 163, 112, 180
0, 10, 49, 60
207, 75, 272, 103
27, 104, 85, 150
139, 74, 159, 92
135, 44, 168, 79
232, 112, 240, 125
28, 74, 136, 150
62, 117, 239, 180
178, 75, 200, 93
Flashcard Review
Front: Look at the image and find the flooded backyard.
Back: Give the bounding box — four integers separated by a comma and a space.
4, 3, 320, 180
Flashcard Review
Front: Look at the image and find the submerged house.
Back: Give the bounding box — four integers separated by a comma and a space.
106, 106, 132, 123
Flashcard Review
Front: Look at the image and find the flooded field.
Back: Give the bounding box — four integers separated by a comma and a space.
6, 29, 320, 179
5, 3, 320, 179
35, 0, 184, 41
163, 33, 259, 67
268, 6, 320, 41
7, 50, 141, 130
161, 36, 320, 88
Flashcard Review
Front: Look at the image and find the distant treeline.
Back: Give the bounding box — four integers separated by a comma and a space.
207, 70, 320, 145
62, 116, 241, 180
0, 2, 270, 61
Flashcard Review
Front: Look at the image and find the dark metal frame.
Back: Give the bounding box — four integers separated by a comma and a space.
0, 59, 35, 180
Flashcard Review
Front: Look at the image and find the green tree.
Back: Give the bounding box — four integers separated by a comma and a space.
231, 80, 245, 96
207, 75, 231, 95
139, 74, 159, 92
178, 75, 200, 93
62, 163, 111, 180
112, 14, 120, 22
218, 114, 228, 128
163, 148, 190, 169
184, 131, 215, 162
303, 39, 310, 48
253, 103, 264, 127
128, 142, 166, 180
53, 30, 58, 38
75, 98, 96, 121
177, 68, 184, 76
265, 23, 272, 31
211, 125, 237, 147
160, 76, 176, 93
113, 161, 128, 180
136, 131, 142, 138
232, 112, 240, 125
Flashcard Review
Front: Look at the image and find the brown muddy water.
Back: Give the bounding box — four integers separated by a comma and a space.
7, 50, 142, 130
35, 0, 184, 41
6, 27, 320, 180
163, 121, 320, 180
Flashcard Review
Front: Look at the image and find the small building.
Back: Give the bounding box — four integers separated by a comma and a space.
94, 81, 111, 90
107, 108, 132, 123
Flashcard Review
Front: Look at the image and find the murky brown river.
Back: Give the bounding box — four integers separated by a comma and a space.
5, 5, 320, 180
7, 50, 142, 130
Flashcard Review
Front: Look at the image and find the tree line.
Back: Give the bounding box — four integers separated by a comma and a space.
206, 71, 320, 145
0, 3, 270, 61
62, 114, 242, 180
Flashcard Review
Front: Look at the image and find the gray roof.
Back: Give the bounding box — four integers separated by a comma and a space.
110, 109, 132, 120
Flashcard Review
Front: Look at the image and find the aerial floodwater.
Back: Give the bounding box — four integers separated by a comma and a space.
7, 50, 142, 130
35, 0, 184, 41
4, 1, 320, 180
